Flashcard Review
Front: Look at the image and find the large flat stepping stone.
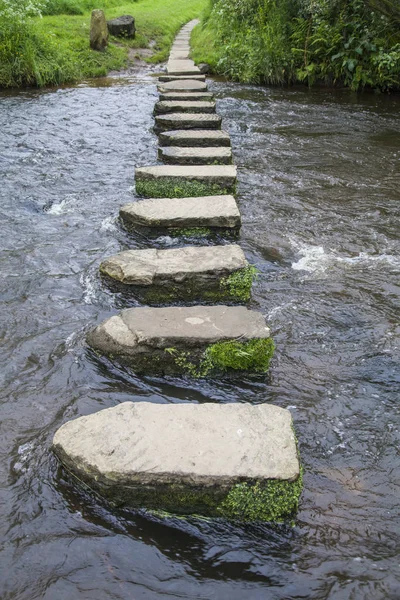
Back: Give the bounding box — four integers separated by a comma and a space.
159, 91, 214, 102
99, 245, 250, 303
87, 305, 274, 376
159, 146, 232, 165
155, 113, 222, 132
120, 195, 241, 231
154, 100, 216, 114
167, 60, 200, 76
159, 129, 231, 148
158, 80, 207, 92
169, 51, 190, 60
135, 165, 237, 197
159, 74, 206, 82
52, 401, 301, 520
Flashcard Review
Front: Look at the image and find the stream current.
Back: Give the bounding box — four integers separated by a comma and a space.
0, 70, 399, 599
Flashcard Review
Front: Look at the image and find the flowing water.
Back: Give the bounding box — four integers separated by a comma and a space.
0, 68, 399, 599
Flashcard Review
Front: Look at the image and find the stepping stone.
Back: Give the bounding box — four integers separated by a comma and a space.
135, 165, 237, 197
155, 113, 222, 132
159, 92, 214, 102
120, 195, 241, 231
99, 245, 251, 303
169, 51, 190, 60
159, 146, 232, 165
167, 60, 200, 76
86, 305, 274, 376
158, 74, 206, 83
158, 80, 207, 92
159, 129, 231, 148
52, 401, 301, 520
154, 101, 216, 115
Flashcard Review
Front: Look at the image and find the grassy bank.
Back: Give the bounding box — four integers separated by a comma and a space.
0, 0, 207, 88
191, 0, 400, 92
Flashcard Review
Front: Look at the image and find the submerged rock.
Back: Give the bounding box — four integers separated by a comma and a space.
52, 401, 301, 520
90, 10, 108, 51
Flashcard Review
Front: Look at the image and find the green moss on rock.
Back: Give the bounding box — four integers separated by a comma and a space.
135, 177, 236, 199
220, 265, 258, 303
164, 337, 274, 377
219, 468, 303, 521
173, 227, 212, 237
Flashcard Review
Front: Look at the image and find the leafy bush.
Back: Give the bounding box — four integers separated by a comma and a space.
192, 0, 400, 91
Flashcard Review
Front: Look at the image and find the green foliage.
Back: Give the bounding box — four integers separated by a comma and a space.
136, 177, 235, 198
42, 0, 136, 16
205, 337, 275, 372
0, 0, 208, 88
165, 337, 275, 377
220, 265, 258, 303
192, 0, 400, 91
220, 468, 303, 521
172, 227, 212, 237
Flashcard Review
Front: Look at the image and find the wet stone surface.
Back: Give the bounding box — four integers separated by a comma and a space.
158, 145, 232, 165
99, 244, 248, 304
52, 401, 300, 514
158, 128, 232, 147
119, 195, 241, 230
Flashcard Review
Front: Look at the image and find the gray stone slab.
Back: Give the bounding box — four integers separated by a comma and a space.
159, 146, 232, 165
120, 195, 241, 229
158, 74, 206, 82
99, 245, 248, 302
86, 304, 273, 375
135, 164, 236, 197
158, 80, 207, 92
154, 101, 216, 115
159, 92, 214, 102
52, 401, 301, 518
167, 61, 200, 76
169, 51, 190, 60
155, 113, 222, 131
136, 165, 236, 186
158, 129, 231, 147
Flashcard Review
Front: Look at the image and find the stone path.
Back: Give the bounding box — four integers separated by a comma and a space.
120, 194, 241, 230
52, 402, 300, 518
53, 20, 302, 521
158, 146, 232, 165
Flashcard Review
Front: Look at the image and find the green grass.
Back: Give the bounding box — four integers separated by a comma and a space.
0, 0, 208, 88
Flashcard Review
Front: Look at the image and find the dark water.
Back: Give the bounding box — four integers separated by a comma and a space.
0, 69, 399, 599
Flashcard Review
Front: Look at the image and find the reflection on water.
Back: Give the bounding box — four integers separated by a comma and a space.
0, 72, 399, 599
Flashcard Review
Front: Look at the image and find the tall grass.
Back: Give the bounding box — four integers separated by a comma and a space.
191, 0, 400, 91
0, 0, 208, 88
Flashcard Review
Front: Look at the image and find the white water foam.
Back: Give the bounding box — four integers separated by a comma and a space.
80, 272, 98, 304
100, 216, 118, 232
291, 243, 400, 277
46, 195, 77, 215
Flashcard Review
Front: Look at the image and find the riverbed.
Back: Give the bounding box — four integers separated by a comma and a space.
0, 70, 399, 599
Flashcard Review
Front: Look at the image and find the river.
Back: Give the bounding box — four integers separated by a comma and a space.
0, 69, 399, 599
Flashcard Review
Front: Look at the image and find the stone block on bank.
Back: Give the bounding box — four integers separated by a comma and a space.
107, 15, 135, 38
90, 10, 108, 51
